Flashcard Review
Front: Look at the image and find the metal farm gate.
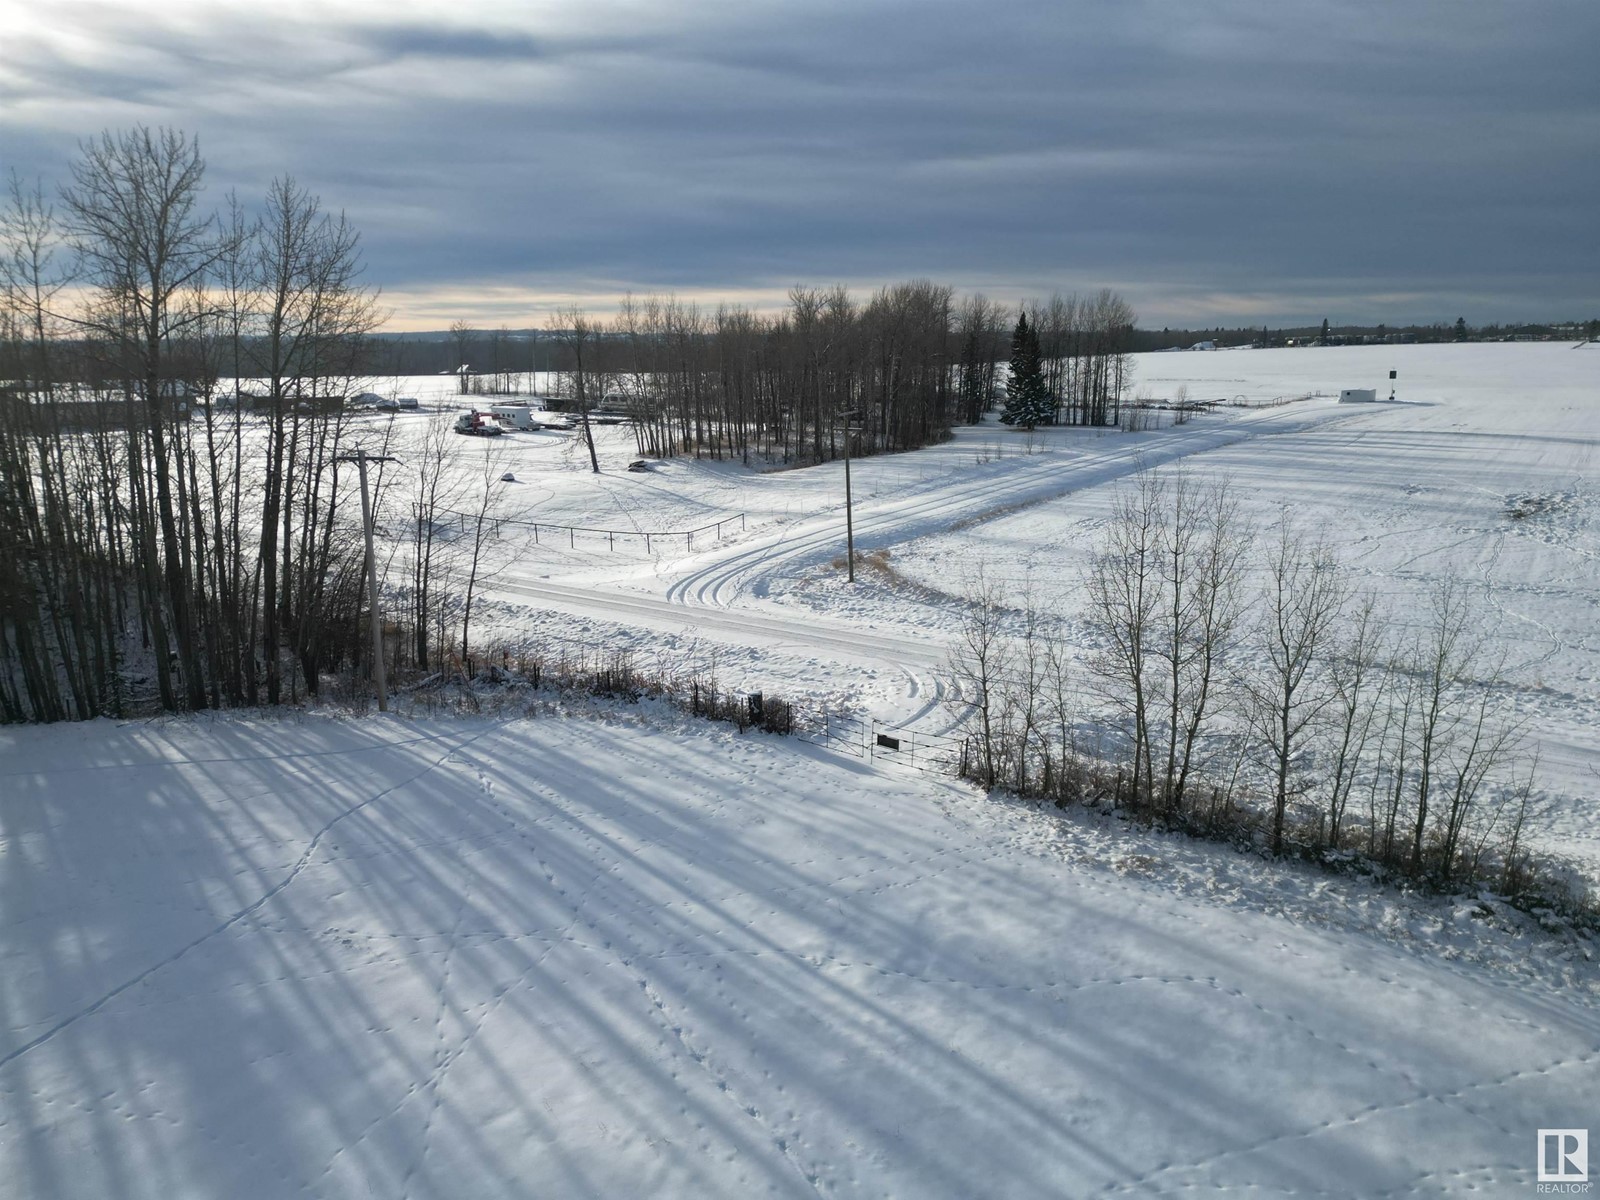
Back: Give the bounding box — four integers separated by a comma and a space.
797, 713, 966, 776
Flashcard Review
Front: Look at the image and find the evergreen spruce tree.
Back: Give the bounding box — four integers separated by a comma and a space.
958, 327, 988, 424
1001, 312, 1052, 429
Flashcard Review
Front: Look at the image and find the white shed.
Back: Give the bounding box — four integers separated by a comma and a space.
1338, 388, 1377, 404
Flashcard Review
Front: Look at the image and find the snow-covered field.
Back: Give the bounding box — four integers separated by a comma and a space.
4, 343, 1598, 1196
366, 344, 1598, 864
3, 710, 1596, 1198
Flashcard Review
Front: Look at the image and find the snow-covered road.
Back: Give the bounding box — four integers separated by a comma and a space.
486, 398, 1372, 733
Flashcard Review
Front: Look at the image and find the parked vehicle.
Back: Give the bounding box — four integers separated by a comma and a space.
453, 411, 503, 436
489, 405, 540, 430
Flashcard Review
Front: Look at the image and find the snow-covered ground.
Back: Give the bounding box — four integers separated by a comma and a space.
5, 343, 1597, 1195
3, 710, 1596, 1198
356, 344, 1598, 866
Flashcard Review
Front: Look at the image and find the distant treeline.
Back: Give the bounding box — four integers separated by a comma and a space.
1132, 316, 1599, 351
542, 287, 1134, 463
378, 287, 1135, 464
383, 313, 1600, 375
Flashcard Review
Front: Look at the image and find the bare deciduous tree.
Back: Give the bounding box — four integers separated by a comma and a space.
62, 126, 224, 710
408, 412, 467, 671
948, 572, 1011, 788
458, 442, 511, 667
1322, 590, 1386, 849
1086, 470, 1164, 806
1243, 516, 1346, 853
551, 305, 600, 473
249, 174, 378, 703
1405, 578, 1481, 874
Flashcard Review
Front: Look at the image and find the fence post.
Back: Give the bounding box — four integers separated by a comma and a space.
570, 527, 574, 548
686, 532, 691, 550
645, 533, 652, 553
609, 531, 614, 551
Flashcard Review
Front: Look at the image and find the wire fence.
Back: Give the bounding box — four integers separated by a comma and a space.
423, 508, 746, 553
1229, 391, 1320, 408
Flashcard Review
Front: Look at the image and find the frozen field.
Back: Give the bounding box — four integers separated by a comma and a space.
2, 712, 1596, 1198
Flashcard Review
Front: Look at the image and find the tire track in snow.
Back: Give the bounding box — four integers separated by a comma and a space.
492, 578, 948, 672
498, 404, 1363, 738
663, 404, 1358, 613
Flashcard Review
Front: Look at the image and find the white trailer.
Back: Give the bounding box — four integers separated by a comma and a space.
489, 405, 540, 430
1338, 388, 1377, 404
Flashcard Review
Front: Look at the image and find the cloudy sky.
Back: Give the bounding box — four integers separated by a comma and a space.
3, 0, 1597, 331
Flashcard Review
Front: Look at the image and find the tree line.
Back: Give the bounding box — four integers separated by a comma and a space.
1, 128, 383, 721
952, 472, 1557, 902
516, 284, 1133, 467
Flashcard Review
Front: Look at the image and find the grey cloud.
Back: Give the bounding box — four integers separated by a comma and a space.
359, 24, 547, 63
2, 0, 1596, 326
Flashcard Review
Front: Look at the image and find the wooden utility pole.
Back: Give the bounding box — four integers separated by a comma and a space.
840, 410, 860, 582
339, 448, 399, 711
